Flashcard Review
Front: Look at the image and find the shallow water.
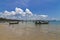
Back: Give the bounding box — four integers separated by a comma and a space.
0, 22, 60, 40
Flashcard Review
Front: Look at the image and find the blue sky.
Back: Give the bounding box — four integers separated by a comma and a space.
0, 0, 60, 20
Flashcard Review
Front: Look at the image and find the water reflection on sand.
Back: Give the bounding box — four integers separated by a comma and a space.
0, 22, 60, 40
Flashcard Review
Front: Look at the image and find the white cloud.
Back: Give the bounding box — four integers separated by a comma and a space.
25, 8, 33, 16
30, 14, 48, 20
39, 15, 48, 20
15, 7, 26, 16
11, 11, 16, 15
21, 12, 26, 16
39, 15, 48, 18
0, 7, 49, 20
15, 7, 23, 14
4, 10, 11, 15
4, 10, 16, 15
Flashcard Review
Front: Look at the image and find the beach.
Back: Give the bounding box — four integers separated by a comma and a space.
0, 22, 60, 40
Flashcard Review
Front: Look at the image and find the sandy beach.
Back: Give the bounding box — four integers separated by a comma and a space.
0, 22, 60, 40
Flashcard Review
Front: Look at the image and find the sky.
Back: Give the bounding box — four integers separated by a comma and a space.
0, 0, 60, 20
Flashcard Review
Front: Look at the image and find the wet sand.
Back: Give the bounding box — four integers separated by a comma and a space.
0, 22, 60, 40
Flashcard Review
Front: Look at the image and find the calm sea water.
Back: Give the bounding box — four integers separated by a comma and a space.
9, 21, 60, 33
50, 21, 60, 25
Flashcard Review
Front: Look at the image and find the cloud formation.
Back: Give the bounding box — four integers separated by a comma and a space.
0, 7, 48, 20
25, 8, 33, 16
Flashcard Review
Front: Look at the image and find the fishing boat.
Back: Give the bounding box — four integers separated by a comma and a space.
35, 20, 49, 24
9, 21, 19, 24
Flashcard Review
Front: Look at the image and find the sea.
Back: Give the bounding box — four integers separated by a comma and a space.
0, 21, 60, 40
